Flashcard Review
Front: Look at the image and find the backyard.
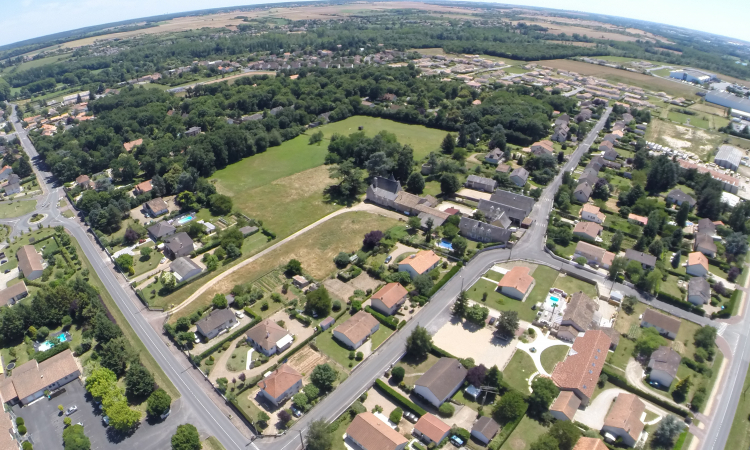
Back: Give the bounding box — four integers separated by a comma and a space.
502, 351, 536, 394
499, 415, 549, 450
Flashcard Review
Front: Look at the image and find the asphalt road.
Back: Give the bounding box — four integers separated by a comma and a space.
10, 104, 748, 450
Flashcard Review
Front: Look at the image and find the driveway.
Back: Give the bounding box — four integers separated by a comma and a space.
387, 243, 419, 265
574, 388, 668, 430
516, 330, 571, 376
0, 267, 19, 290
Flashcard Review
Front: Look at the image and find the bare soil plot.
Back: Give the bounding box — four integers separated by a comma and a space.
348, 272, 381, 293
510, 20, 646, 42
689, 102, 729, 117
324, 278, 357, 301
432, 318, 517, 369
288, 346, 328, 376
645, 119, 724, 158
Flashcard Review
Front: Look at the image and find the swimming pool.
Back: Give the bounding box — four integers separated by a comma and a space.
549, 296, 560, 303
177, 215, 194, 225
437, 239, 453, 251
38, 333, 68, 352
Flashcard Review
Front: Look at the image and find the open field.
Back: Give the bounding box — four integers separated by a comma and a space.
645, 119, 727, 158
169, 212, 401, 321
518, 15, 673, 42
510, 20, 647, 42
533, 59, 702, 98
0, 54, 70, 74
0, 201, 36, 218
546, 41, 597, 47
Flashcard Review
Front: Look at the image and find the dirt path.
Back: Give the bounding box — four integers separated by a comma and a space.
168, 203, 399, 314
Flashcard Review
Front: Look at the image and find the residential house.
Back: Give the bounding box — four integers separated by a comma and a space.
185, 126, 201, 137
497, 266, 535, 300
579, 168, 600, 188
471, 417, 500, 445
509, 167, 529, 187
459, 217, 512, 244
370, 283, 408, 316
134, 179, 152, 195
17, 245, 44, 280
0, 281, 28, 307
694, 234, 717, 257
602, 134, 618, 144
573, 222, 603, 242
487, 191, 535, 224
466, 175, 497, 193
530, 140, 555, 156
496, 163, 511, 174
163, 232, 195, 259
599, 140, 614, 153
551, 330, 611, 405
666, 188, 696, 208
558, 292, 601, 342
641, 309, 681, 339
195, 309, 237, 340
147, 221, 176, 241
259, 364, 303, 406
573, 241, 615, 268
123, 138, 143, 152
555, 114, 570, 127
572, 437, 608, 450
366, 176, 402, 209
0, 349, 80, 405
0, 166, 12, 181
413, 358, 468, 407
624, 249, 657, 270
0, 410, 16, 449
686, 252, 709, 277
576, 109, 593, 121
398, 250, 441, 279
687, 277, 711, 305
170, 257, 204, 282
485, 148, 504, 164
601, 393, 645, 447
603, 149, 619, 162
333, 311, 380, 349
75, 174, 90, 186
552, 124, 569, 143
549, 391, 581, 421
413, 413, 451, 445
246, 319, 293, 356
292, 275, 310, 289
581, 204, 606, 224
4, 177, 21, 195
648, 346, 681, 387
346, 412, 408, 450
145, 197, 169, 217
574, 183, 592, 203
628, 214, 648, 226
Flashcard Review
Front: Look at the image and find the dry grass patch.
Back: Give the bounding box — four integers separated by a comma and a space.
645, 119, 726, 158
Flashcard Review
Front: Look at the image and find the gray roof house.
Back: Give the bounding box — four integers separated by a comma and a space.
170, 257, 204, 282
148, 221, 176, 241
625, 249, 657, 269
648, 346, 681, 387
573, 182, 592, 203
458, 217, 512, 244
196, 309, 237, 340
666, 188, 696, 208
471, 417, 500, 445
509, 167, 529, 187
366, 175, 402, 209
687, 277, 711, 305
466, 175, 497, 193
163, 232, 195, 259
414, 358, 468, 407
488, 190, 535, 220
485, 148, 504, 164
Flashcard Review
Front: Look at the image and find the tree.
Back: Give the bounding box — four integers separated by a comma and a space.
406, 326, 433, 359
293, 393, 309, 407
212, 294, 228, 309
209, 194, 233, 215
171, 424, 202, 450
694, 326, 717, 353
528, 377, 559, 414
496, 311, 519, 337
547, 421, 582, 450
303, 384, 319, 400
485, 365, 504, 389
441, 133, 455, 154
406, 172, 425, 194
328, 160, 366, 199
529, 434, 559, 450
307, 419, 333, 450
673, 376, 692, 402
99, 336, 137, 376
652, 415, 684, 449
725, 232, 748, 255
493, 390, 526, 423
648, 238, 663, 258
257, 411, 271, 424
125, 364, 155, 399
465, 304, 489, 324
453, 291, 469, 316
610, 231, 624, 252
107, 400, 141, 431
413, 274, 433, 296
635, 327, 667, 357
62, 424, 91, 450
391, 366, 406, 382
676, 202, 690, 227
407, 216, 422, 230
363, 230, 384, 248
147, 389, 172, 417
452, 236, 468, 257
440, 173, 461, 195
140, 247, 153, 259
279, 410, 292, 424
115, 254, 134, 274
311, 364, 337, 391
285, 259, 302, 276
425, 218, 435, 242
334, 252, 350, 267
389, 407, 403, 424
467, 364, 487, 387
305, 287, 332, 317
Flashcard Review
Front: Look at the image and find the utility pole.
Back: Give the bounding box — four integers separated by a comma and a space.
298, 430, 304, 449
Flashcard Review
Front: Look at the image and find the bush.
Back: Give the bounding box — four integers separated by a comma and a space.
391, 366, 406, 382
389, 407, 403, 424
18, 425, 27, 435
375, 379, 426, 416
15, 417, 24, 426
22, 442, 33, 450
332, 300, 341, 311
438, 403, 454, 418
356, 352, 363, 361
364, 306, 399, 330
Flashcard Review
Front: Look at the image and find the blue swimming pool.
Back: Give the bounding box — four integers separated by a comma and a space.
550, 296, 560, 303
437, 239, 453, 250
177, 215, 194, 225
38, 333, 68, 352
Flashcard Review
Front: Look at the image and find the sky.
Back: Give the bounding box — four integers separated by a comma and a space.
1, 0, 749, 48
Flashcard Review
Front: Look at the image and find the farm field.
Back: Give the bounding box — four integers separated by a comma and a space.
168, 212, 401, 322
0, 53, 70, 73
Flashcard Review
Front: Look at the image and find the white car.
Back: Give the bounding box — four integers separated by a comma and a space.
194, 333, 201, 343
66, 405, 78, 415
235, 312, 245, 319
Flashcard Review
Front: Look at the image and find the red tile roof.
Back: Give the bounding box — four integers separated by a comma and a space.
551, 330, 611, 400
414, 413, 450, 443
371, 283, 408, 309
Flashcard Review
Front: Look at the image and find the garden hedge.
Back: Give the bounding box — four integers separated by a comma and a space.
713, 289, 740, 319
375, 379, 426, 416
655, 291, 705, 316
364, 306, 399, 330
601, 366, 690, 417
34, 342, 70, 363
428, 262, 463, 297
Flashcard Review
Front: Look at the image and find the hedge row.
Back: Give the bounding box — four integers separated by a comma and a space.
191, 240, 221, 257
197, 317, 261, 360
655, 291, 705, 316
681, 358, 712, 377
713, 289, 740, 319
35, 342, 70, 363
428, 262, 463, 297
242, 306, 262, 321
488, 402, 529, 450
375, 379, 426, 416
601, 366, 690, 417
364, 306, 399, 330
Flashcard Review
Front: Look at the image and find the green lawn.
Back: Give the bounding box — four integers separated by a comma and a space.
0, 201, 36, 218
314, 316, 357, 372
527, 266, 561, 305
552, 275, 597, 298
661, 275, 685, 299
483, 270, 504, 282
606, 339, 636, 370
540, 345, 569, 374
395, 353, 440, 385
202, 437, 227, 450
499, 415, 549, 450
236, 390, 265, 427
370, 326, 393, 349
503, 351, 536, 394
466, 279, 537, 322
226, 343, 253, 372
504, 66, 530, 74
330, 413, 355, 450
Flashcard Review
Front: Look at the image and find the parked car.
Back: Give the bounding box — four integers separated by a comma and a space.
160, 409, 171, 420
291, 406, 302, 418
450, 435, 465, 447
235, 311, 245, 319
488, 317, 496, 325
66, 406, 78, 415
194, 333, 200, 344
102, 416, 110, 426
385, 255, 393, 264
403, 411, 418, 423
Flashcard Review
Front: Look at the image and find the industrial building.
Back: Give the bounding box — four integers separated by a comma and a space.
706, 90, 750, 111
669, 69, 715, 84
714, 144, 743, 171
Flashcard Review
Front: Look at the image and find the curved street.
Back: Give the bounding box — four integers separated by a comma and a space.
9, 104, 750, 450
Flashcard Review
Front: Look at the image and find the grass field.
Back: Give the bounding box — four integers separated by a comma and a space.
395, 353, 440, 385
552, 274, 597, 298
499, 415, 549, 450
503, 351, 536, 394
607, 338, 636, 370
0, 201, 36, 218
466, 278, 537, 322
526, 266, 561, 305
169, 212, 401, 321
540, 345, 569, 374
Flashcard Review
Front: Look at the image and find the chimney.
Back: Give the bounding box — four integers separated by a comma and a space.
374, 178, 378, 189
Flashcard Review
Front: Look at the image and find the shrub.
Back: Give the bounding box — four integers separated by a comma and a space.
15, 418, 24, 426
22, 442, 33, 450
389, 408, 403, 424
356, 352, 363, 361
375, 379, 426, 416
332, 300, 341, 311
349, 351, 355, 360
18, 425, 27, 435
391, 366, 406, 382
438, 403, 454, 418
